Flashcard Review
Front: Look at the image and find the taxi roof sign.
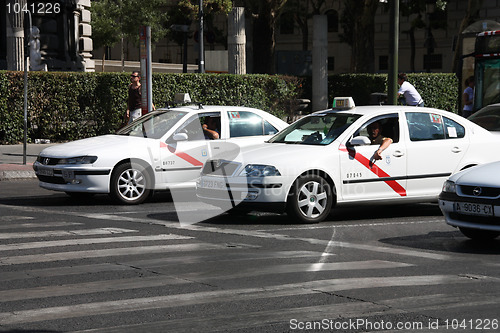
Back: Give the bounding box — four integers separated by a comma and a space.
332, 97, 355, 110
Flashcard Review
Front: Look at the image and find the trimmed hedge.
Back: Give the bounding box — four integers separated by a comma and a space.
0, 72, 302, 144
327, 73, 458, 111
0, 71, 458, 144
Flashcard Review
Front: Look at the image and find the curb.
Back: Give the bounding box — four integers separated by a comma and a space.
0, 170, 37, 181
0, 164, 37, 181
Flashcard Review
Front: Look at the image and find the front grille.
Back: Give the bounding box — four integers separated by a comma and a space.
459, 185, 500, 198
202, 160, 240, 176
449, 213, 500, 226
37, 175, 68, 184
37, 156, 59, 165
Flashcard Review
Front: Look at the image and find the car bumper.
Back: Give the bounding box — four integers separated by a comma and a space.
196, 175, 290, 212
438, 192, 500, 232
33, 162, 111, 193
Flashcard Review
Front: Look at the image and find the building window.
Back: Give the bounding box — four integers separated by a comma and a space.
328, 57, 335, 71
379, 55, 388, 71
326, 10, 339, 33
423, 54, 442, 70
279, 13, 294, 35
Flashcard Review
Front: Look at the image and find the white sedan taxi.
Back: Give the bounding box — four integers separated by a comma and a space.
33, 104, 288, 204
439, 161, 500, 240
197, 97, 500, 223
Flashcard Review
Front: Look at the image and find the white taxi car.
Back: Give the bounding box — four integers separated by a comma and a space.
197, 98, 500, 223
439, 161, 500, 240
33, 104, 288, 204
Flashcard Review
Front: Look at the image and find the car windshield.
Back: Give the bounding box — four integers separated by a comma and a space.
116, 110, 188, 139
269, 112, 361, 145
468, 105, 500, 131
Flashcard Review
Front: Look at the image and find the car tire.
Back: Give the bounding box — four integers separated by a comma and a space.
110, 162, 151, 205
286, 174, 333, 224
459, 227, 500, 241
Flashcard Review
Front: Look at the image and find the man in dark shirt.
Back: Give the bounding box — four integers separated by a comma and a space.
367, 121, 393, 161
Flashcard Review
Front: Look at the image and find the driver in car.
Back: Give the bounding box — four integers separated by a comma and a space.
202, 117, 220, 140
367, 121, 393, 161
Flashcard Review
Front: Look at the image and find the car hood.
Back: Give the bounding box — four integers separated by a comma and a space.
451, 161, 500, 187
224, 142, 331, 171
39, 135, 155, 158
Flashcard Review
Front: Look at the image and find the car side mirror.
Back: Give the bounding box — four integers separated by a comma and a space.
348, 136, 371, 146
172, 132, 188, 141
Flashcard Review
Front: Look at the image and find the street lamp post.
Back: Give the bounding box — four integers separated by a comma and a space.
198, 0, 205, 73
387, 0, 399, 105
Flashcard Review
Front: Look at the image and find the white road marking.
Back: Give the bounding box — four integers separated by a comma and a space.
0, 234, 193, 251
0, 274, 480, 325
0, 222, 83, 229
0, 243, 239, 266
0, 228, 137, 240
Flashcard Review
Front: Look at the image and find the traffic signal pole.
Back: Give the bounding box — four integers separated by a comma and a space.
387, 0, 399, 105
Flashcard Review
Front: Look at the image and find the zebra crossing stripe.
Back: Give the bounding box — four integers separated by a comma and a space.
0, 275, 480, 325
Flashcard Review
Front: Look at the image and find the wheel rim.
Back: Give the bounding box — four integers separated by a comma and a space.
297, 180, 328, 219
117, 168, 146, 201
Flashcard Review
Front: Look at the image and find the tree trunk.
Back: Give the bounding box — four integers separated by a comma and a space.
351, 0, 379, 73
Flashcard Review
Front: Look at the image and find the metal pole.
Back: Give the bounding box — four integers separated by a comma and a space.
23, 10, 32, 165
198, 0, 205, 73
387, 0, 399, 105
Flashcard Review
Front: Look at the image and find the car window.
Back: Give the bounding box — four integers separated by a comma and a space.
175, 112, 221, 141
468, 105, 500, 131
117, 110, 187, 139
406, 112, 445, 141
443, 117, 465, 139
269, 113, 361, 145
228, 111, 278, 137
354, 114, 400, 143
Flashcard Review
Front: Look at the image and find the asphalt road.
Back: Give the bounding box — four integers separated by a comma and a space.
0, 179, 499, 333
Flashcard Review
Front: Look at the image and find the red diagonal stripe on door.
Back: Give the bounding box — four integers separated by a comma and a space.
160, 142, 203, 166
340, 145, 406, 196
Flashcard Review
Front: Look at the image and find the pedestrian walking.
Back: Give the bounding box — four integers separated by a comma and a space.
462, 76, 474, 118
397, 73, 424, 107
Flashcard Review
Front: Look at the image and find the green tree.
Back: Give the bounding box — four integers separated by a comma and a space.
91, 0, 169, 70
244, 0, 289, 74
340, 0, 379, 73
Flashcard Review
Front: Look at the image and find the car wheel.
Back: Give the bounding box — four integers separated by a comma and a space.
459, 227, 500, 241
286, 175, 333, 224
110, 162, 151, 205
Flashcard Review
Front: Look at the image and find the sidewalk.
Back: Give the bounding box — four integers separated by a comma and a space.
0, 143, 54, 181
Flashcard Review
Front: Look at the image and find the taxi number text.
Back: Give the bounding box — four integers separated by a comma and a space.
454, 202, 493, 217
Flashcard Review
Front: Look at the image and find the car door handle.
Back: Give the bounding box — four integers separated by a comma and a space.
393, 150, 404, 157
451, 147, 462, 153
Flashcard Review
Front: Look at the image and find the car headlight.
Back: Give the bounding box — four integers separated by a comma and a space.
59, 156, 98, 165
240, 164, 281, 177
442, 180, 456, 193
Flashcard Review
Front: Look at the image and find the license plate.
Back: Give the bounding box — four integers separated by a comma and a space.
62, 170, 75, 180
454, 202, 494, 217
38, 166, 53, 177
202, 179, 225, 189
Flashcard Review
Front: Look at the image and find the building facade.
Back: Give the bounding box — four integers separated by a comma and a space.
1, 0, 94, 71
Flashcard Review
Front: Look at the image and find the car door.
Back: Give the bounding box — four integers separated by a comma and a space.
340, 113, 408, 201
404, 111, 468, 197
160, 111, 221, 187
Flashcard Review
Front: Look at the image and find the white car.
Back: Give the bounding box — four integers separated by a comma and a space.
33, 104, 288, 204
468, 103, 500, 134
439, 161, 500, 240
197, 97, 500, 223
